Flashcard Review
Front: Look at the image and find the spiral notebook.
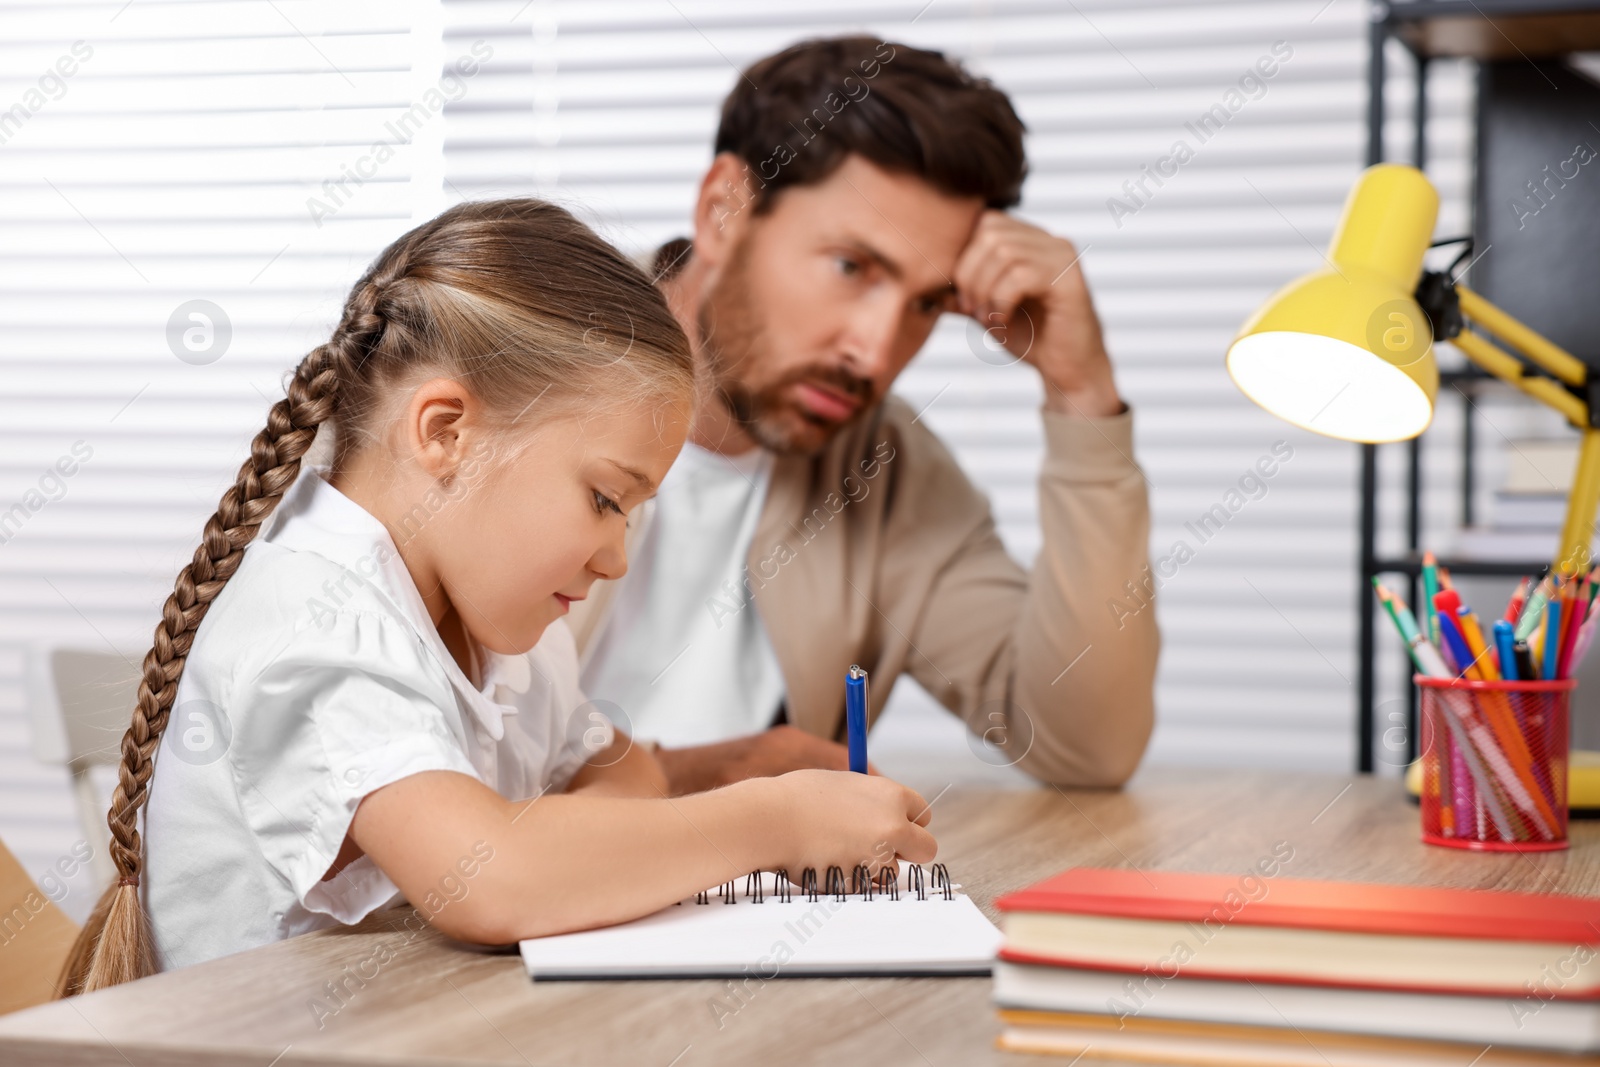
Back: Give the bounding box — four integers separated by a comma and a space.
519, 863, 1002, 980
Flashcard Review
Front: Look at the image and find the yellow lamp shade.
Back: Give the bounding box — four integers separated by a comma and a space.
1227, 164, 1443, 444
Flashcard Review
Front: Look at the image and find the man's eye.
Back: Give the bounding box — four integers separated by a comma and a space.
835, 256, 860, 277
593, 490, 623, 516
915, 295, 944, 315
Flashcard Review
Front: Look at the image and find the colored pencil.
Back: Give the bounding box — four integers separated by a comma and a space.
1544, 596, 1564, 682
1516, 574, 1556, 643
1505, 577, 1530, 626
1572, 610, 1600, 676
1373, 581, 1451, 678
1422, 552, 1442, 645
1560, 582, 1592, 679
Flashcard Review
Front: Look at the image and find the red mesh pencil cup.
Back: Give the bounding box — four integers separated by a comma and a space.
1416, 674, 1573, 852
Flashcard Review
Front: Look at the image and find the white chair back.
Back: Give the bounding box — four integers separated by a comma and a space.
26, 648, 140, 890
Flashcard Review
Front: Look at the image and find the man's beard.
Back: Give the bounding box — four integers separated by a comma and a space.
697, 243, 876, 456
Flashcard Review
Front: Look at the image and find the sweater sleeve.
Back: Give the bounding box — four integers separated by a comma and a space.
897, 405, 1159, 787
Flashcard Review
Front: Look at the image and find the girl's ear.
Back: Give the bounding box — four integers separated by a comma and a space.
406, 376, 478, 480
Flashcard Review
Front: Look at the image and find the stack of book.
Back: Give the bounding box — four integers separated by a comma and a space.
1455, 437, 1593, 562
992, 867, 1600, 1066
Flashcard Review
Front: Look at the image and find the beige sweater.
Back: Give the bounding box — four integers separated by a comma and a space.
568, 398, 1159, 787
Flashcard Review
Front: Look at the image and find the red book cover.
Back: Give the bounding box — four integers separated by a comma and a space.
994, 867, 1600, 944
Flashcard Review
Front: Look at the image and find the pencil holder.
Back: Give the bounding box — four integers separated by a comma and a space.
1416, 675, 1573, 852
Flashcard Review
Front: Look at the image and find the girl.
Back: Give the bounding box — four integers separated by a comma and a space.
60, 199, 935, 995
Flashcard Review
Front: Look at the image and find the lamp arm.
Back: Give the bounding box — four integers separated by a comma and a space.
1449, 331, 1588, 427
1557, 430, 1600, 576
1416, 273, 1590, 424
1418, 276, 1600, 575
1456, 285, 1587, 388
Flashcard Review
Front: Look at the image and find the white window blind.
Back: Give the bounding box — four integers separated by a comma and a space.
0, 0, 446, 917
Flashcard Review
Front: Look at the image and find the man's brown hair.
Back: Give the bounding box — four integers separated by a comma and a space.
714, 35, 1027, 211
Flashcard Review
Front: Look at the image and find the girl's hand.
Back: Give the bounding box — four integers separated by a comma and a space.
762, 769, 936, 877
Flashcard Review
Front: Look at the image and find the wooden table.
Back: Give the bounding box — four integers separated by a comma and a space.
4, 767, 1598, 1066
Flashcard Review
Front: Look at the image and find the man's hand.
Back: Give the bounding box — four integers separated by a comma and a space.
953, 211, 1123, 419
565, 730, 670, 798
656, 724, 879, 796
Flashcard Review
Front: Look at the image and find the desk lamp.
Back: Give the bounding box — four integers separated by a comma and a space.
1227, 163, 1600, 577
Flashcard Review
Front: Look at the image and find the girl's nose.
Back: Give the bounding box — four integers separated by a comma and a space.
590, 527, 628, 582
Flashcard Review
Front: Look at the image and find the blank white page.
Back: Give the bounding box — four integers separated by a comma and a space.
520, 868, 1002, 980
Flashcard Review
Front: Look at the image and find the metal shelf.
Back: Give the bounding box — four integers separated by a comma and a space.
1354, 1, 1600, 772
1388, 0, 1600, 59
1372, 554, 1551, 577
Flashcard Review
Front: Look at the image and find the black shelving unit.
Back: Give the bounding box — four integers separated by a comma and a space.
1356, 0, 1600, 772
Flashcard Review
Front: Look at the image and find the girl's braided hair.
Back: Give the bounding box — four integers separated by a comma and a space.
57, 198, 692, 996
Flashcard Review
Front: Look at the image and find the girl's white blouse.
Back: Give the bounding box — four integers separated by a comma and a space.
143, 466, 610, 971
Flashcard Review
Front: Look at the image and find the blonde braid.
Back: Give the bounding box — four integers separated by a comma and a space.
58, 284, 387, 996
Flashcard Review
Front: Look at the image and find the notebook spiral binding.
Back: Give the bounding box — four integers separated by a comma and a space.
690, 864, 959, 904
851, 864, 873, 900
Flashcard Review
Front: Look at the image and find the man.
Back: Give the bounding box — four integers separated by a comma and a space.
571, 35, 1159, 793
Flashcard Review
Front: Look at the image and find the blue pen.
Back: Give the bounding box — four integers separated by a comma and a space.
1544, 599, 1563, 682
845, 665, 869, 774
1437, 611, 1476, 679
1493, 619, 1519, 681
